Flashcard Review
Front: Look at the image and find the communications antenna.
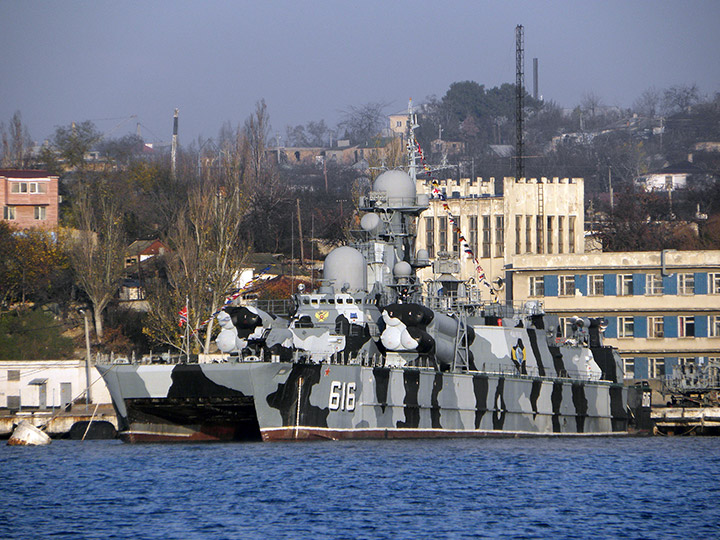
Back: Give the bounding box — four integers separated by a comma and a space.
515, 24, 524, 181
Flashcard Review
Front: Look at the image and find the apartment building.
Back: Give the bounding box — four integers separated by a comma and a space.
508, 250, 720, 380
0, 169, 60, 229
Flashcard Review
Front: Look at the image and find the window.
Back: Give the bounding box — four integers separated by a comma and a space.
618, 316, 634, 338
529, 276, 544, 297
3, 206, 16, 220
649, 358, 665, 379
438, 217, 447, 253
536, 216, 544, 254
623, 358, 634, 379
646, 273, 663, 295
568, 216, 576, 254
546, 216, 554, 254
709, 315, 720, 338
29, 182, 38, 193
34, 206, 46, 220
8, 370, 20, 381
469, 216, 478, 257
617, 274, 633, 296
559, 275, 575, 296
648, 316, 664, 338
588, 275, 604, 296
482, 216, 491, 258
425, 217, 434, 258
679, 316, 695, 337
495, 215, 504, 257
558, 317, 574, 338
678, 273, 695, 295
525, 215, 532, 253
11, 182, 20, 193
558, 216, 564, 254
678, 357, 696, 368
515, 215, 522, 255
37, 183, 47, 193
710, 273, 720, 295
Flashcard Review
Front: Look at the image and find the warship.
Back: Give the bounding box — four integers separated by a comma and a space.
98, 108, 628, 442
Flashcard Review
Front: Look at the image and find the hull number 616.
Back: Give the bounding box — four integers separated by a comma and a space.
329, 381, 356, 411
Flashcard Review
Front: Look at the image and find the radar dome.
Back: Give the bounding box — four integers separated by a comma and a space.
323, 246, 367, 294
373, 170, 416, 200
393, 261, 412, 277
360, 213, 382, 232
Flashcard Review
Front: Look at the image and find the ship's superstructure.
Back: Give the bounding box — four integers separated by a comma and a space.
98, 105, 628, 442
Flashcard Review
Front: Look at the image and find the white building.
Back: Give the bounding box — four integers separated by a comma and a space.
1, 360, 111, 410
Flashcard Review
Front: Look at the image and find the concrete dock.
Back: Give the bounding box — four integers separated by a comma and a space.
0, 404, 118, 439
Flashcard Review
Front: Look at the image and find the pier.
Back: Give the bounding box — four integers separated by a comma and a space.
0, 404, 118, 439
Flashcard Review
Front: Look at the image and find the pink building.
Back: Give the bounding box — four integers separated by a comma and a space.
0, 170, 60, 229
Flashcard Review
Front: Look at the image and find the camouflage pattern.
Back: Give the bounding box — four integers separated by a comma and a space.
97, 324, 627, 442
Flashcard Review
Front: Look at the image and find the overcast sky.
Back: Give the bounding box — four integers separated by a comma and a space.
2, 1, 719, 146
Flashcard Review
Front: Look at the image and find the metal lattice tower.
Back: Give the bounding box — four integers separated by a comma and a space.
515, 25, 524, 181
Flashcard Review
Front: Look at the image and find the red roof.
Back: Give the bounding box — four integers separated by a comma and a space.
0, 169, 57, 179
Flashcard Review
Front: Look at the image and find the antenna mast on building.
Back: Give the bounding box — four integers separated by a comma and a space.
515, 24, 524, 181
171, 108, 179, 179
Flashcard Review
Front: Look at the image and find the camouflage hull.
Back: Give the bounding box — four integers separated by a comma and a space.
97, 360, 628, 442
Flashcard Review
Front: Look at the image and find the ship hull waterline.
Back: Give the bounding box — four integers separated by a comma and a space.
99, 360, 628, 443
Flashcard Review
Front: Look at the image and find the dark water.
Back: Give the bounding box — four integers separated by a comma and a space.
1, 437, 718, 540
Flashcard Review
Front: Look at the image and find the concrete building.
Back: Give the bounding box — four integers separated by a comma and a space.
415, 176, 584, 290
1, 360, 111, 410
507, 250, 720, 380
0, 169, 60, 229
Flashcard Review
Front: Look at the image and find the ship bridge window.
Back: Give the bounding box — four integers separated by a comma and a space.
347, 298, 355, 304
336, 298, 344, 304
311, 298, 319, 305
302, 298, 310, 304
327, 298, 335, 304
320, 299, 327, 304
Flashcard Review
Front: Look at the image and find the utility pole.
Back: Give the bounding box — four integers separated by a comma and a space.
296, 198, 304, 265
79, 309, 92, 409
171, 108, 179, 180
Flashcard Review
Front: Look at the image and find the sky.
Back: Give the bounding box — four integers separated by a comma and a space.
2, 1, 719, 146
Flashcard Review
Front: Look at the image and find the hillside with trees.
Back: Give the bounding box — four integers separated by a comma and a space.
1, 82, 719, 357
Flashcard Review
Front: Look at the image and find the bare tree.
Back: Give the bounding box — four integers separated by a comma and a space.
661, 83, 701, 115
580, 92, 603, 118
633, 87, 661, 118
338, 101, 389, 146
145, 170, 249, 353
144, 102, 275, 353
0, 111, 33, 168
68, 178, 126, 341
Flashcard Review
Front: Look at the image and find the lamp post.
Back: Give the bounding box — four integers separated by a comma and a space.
79, 309, 92, 410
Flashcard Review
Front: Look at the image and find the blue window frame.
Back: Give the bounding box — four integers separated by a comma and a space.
663, 274, 677, 295
695, 273, 708, 295
634, 316, 647, 338
633, 274, 646, 296
664, 315, 678, 338
604, 274, 617, 296
544, 275, 558, 297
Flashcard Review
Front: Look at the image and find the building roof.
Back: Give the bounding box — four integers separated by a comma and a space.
649, 161, 705, 176
0, 169, 57, 179
126, 239, 169, 255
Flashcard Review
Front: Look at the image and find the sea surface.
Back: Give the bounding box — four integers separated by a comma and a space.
1, 436, 718, 540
